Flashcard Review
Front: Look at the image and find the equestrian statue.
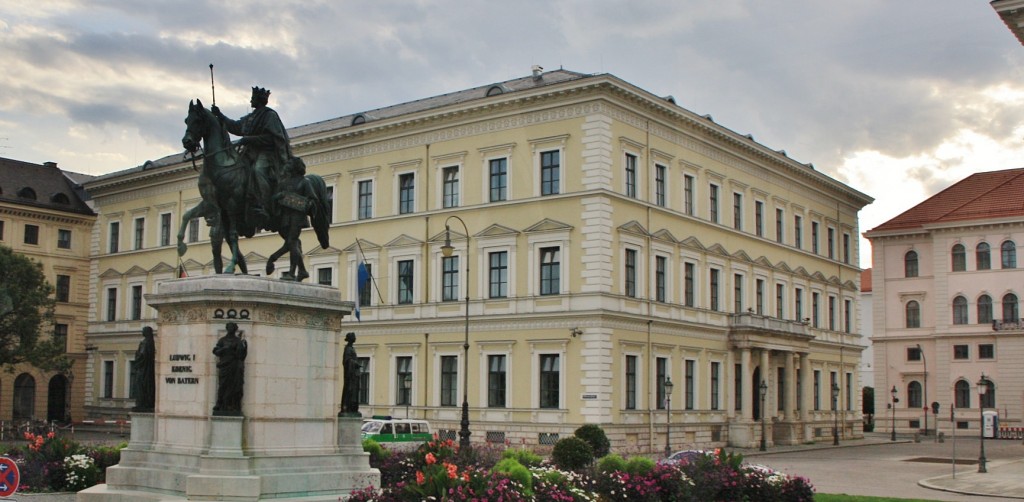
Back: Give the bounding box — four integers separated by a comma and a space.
179, 84, 329, 281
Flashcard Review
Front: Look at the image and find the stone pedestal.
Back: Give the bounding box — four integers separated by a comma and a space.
79, 275, 378, 501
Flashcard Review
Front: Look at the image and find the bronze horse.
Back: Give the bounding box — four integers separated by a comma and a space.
179, 99, 329, 277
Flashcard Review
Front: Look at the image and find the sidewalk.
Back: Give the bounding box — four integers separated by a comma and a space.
920, 459, 1024, 499
736, 432, 1024, 500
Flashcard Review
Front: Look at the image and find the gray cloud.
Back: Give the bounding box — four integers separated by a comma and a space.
2, 0, 1024, 184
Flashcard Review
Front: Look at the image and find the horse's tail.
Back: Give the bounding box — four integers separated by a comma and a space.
306, 174, 330, 249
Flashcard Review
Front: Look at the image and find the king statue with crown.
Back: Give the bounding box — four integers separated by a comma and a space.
212, 86, 291, 231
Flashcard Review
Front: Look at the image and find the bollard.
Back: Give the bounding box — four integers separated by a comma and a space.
913, 432, 921, 443
938, 431, 945, 443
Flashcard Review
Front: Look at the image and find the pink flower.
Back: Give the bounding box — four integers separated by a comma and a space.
445, 462, 458, 479
425, 452, 437, 465
416, 470, 425, 484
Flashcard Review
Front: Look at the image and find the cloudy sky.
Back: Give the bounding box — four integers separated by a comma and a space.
3, 1, 1024, 267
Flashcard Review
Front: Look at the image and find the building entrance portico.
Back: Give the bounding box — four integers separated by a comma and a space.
727, 313, 836, 448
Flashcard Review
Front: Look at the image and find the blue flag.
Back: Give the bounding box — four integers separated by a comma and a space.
355, 262, 370, 321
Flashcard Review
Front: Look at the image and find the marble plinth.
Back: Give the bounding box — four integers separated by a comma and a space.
78, 275, 378, 501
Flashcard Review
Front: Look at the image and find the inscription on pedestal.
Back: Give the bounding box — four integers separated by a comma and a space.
165, 353, 200, 384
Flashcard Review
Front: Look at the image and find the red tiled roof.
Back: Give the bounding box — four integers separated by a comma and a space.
868, 168, 1024, 233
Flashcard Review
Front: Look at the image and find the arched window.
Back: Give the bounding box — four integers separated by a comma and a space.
50, 193, 70, 204
954, 380, 971, 408
951, 244, 966, 272
981, 379, 996, 409
904, 251, 918, 278
13, 373, 35, 420
905, 300, 921, 328
1002, 241, 1017, 269
1003, 293, 1019, 322
907, 381, 922, 408
977, 242, 991, 270
17, 187, 37, 200
978, 295, 993, 324
952, 296, 968, 325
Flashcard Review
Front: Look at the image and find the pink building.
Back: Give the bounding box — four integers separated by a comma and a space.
865, 168, 1024, 436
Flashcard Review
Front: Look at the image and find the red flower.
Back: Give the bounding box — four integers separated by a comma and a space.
425, 452, 436, 465
416, 471, 425, 485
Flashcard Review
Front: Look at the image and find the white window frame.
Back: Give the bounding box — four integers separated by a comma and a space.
351, 167, 379, 220
531, 342, 567, 410
478, 344, 513, 409
530, 135, 568, 197
479, 143, 515, 203
622, 349, 643, 410
390, 160, 420, 216
390, 350, 418, 406
390, 247, 421, 305
433, 347, 463, 407
527, 232, 571, 297
619, 235, 645, 298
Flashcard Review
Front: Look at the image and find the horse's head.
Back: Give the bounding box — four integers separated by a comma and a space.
182, 99, 210, 153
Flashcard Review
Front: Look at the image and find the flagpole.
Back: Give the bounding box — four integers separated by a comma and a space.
355, 238, 385, 304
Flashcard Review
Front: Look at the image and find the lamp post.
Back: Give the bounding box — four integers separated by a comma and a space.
663, 377, 674, 457
890, 385, 898, 442
977, 374, 988, 473
403, 373, 413, 419
917, 343, 927, 436
442, 215, 472, 453
759, 380, 768, 451
831, 382, 840, 446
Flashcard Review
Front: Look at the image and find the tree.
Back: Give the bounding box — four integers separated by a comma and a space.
0, 245, 67, 372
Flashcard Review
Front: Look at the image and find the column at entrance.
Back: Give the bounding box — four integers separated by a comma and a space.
784, 352, 795, 420
741, 348, 753, 421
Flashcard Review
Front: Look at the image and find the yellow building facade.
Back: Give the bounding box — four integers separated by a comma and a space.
0, 158, 95, 425
83, 70, 871, 450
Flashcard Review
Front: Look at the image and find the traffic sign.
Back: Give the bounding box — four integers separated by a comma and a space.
0, 456, 19, 497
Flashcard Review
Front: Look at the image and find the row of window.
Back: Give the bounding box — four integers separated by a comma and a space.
674, 179, 853, 263
907, 343, 995, 363
358, 151, 557, 221
0, 220, 74, 249
616, 154, 854, 264
345, 249, 852, 331
905, 241, 1020, 277
106, 214, 175, 253
905, 294, 1021, 328
900, 378, 996, 409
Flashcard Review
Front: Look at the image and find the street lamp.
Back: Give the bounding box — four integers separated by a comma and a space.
663, 377, 674, 457
442, 215, 472, 453
917, 343, 927, 437
977, 374, 988, 473
759, 380, 768, 451
890, 385, 898, 442
831, 382, 840, 446
403, 373, 413, 419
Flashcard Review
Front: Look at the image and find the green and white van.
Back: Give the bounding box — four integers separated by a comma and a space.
360, 416, 432, 451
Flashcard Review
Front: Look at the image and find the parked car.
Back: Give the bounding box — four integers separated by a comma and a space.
661, 449, 714, 465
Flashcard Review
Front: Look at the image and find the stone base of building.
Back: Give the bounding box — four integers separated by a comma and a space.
77, 276, 377, 501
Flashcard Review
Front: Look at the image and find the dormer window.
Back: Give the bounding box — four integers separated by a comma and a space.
351, 114, 367, 126
18, 187, 37, 200
51, 193, 70, 204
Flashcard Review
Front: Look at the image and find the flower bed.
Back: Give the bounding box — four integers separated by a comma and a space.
2, 432, 125, 493
352, 438, 813, 501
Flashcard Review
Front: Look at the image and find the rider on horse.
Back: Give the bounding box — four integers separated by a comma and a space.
211, 86, 290, 232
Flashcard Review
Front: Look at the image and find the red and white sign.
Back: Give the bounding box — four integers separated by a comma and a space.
0, 456, 19, 497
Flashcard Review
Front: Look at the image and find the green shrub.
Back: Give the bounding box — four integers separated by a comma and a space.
550, 436, 594, 471
573, 424, 610, 458
625, 455, 655, 475
492, 458, 533, 495
501, 447, 543, 467
596, 453, 627, 475
361, 438, 390, 465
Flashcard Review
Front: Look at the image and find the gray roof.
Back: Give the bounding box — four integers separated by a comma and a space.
0, 157, 95, 216
289, 69, 593, 138
93, 69, 595, 181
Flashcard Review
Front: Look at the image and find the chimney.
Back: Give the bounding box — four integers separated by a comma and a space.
532, 65, 544, 80
44, 161, 58, 168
